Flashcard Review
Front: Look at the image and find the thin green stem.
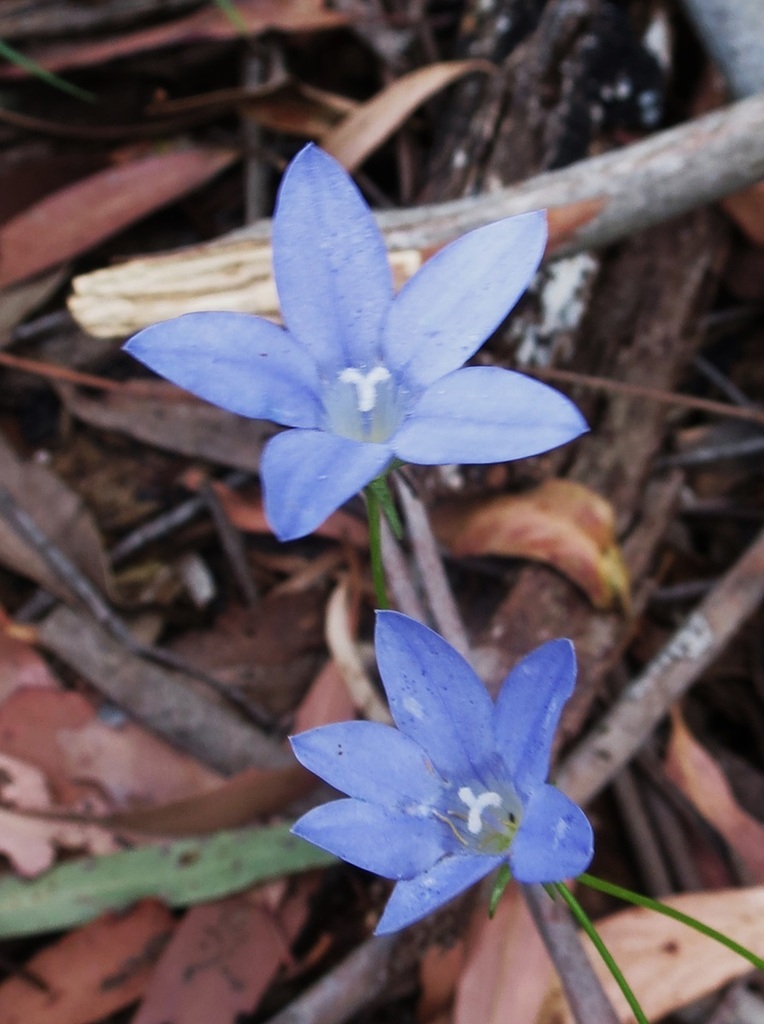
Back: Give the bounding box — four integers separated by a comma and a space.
554, 882, 649, 1024
365, 485, 389, 610
0, 39, 96, 102
578, 873, 764, 974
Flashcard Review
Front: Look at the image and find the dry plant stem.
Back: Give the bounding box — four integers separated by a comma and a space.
262, 933, 399, 1024
557, 524, 764, 806
524, 885, 620, 1024
533, 366, 764, 428
379, 515, 428, 622
612, 766, 673, 897
110, 469, 251, 565
38, 604, 289, 774
200, 479, 259, 605
395, 474, 470, 658
69, 96, 764, 335
0, 481, 273, 726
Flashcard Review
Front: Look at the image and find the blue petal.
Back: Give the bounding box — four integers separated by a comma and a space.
494, 639, 576, 795
125, 312, 324, 427
272, 145, 393, 372
509, 785, 594, 883
392, 366, 588, 465
383, 211, 546, 387
261, 429, 392, 541
374, 612, 494, 782
292, 799, 446, 879
290, 721, 446, 810
375, 853, 501, 934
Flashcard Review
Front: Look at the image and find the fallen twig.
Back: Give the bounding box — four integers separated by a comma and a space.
557, 525, 764, 805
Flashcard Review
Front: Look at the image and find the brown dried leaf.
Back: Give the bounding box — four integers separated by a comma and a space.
537, 887, 764, 1024
722, 182, 764, 246
58, 386, 270, 474
0, 433, 113, 601
0, 629, 60, 703
108, 763, 312, 836
454, 885, 552, 1024
323, 61, 494, 172
0, 1, 348, 76
0, 148, 237, 288
0, 687, 222, 811
665, 709, 764, 882
186, 474, 368, 546
546, 198, 607, 252
0, 748, 116, 875
132, 881, 313, 1024
0, 900, 174, 1024
432, 479, 630, 611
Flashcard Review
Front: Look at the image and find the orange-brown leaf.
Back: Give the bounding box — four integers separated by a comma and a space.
665, 709, 764, 882
0, 901, 174, 1024
323, 61, 494, 172
0, 148, 237, 288
432, 479, 630, 611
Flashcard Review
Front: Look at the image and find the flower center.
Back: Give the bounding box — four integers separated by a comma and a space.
435, 784, 523, 855
323, 364, 407, 443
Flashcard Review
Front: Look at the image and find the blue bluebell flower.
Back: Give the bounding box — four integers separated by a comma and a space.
290, 611, 593, 934
125, 145, 587, 541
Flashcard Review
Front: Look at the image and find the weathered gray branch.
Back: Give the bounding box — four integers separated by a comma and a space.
557, 525, 764, 806
678, 0, 764, 99
70, 94, 764, 338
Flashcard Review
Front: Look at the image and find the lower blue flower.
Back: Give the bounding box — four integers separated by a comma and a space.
290, 611, 594, 934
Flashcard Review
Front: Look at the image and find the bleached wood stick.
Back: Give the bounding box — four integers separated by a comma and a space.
678, 0, 764, 99
70, 94, 764, 338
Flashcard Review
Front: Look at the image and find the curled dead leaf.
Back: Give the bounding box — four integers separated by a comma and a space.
665, 709, 764, 882
432, 479, 630, 611
323, 61, 494, 173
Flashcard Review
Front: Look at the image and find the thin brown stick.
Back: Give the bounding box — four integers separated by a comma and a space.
557, 525, 764, 806
531, 365, 764, 427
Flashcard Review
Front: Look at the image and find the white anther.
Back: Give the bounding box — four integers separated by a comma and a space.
338, 366, 392, 413
458, 787, 502, 835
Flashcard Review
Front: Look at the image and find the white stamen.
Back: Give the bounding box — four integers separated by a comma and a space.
458, 786, 502, 835
338, 366, 392, 413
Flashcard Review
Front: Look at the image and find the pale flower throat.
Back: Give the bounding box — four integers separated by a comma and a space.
324, 364, 407, 443
435, 783, 523, 855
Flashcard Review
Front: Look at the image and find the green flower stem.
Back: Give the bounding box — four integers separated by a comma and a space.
578, 872, 764, 974
553, 882, 649, 1024
365, 484, 389, 610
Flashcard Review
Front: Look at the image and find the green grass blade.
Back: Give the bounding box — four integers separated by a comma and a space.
555, 882, 649, 1024
0, 38, 96, 102
578, 873, 764, 974
0, 824, 335, 938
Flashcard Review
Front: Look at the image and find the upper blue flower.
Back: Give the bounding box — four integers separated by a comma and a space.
290, 611, 594, 934
125, 145, 587, 541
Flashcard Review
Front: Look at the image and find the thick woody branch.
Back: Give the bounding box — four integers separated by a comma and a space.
69, 95, 764, 338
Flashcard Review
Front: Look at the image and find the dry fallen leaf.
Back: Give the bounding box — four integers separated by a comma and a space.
432, 479, 630, 611
537, 887, 764, 1024
0, 148, 237, 288
0, 746, 115, 876
0, 434, 113, 602
0, 629, 60, 703
0, 900, 174, 1024
323, 61, 494, 172
665, 709, 764, 882
132, 880, 314, 1024
455, 884, 553, 1024
721, 182, 764, 247
1, 0, 349, 76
